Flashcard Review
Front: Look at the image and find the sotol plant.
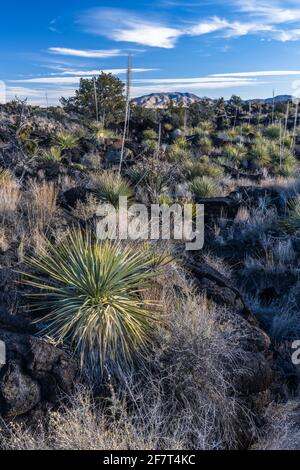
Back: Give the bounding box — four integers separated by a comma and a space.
190, 176, 220, 198
22, 230, 163, 371
94, 173, 133, 207
53, 130, 81, 151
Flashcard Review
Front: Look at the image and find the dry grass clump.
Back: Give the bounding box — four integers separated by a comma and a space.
26, 180, 58, 232
3, 278, 253, 450
0, 226, 9, 252
254, 401, 300, 450
72, 193, 99, 221
0, 178, 20, 214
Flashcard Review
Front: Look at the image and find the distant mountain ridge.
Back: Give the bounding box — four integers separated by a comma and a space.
245, 95, 294, 104
132, 92, 295, 108
131, 92, 203, 108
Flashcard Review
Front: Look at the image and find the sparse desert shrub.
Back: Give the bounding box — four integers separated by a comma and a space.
190, 176, 220, 198
72, 194, 100, 221
263, 124, 281, 140
183, 157, 223, 179
158, 194, 173, 206
3, 287, 253, 450
40, 146, 62, 161
254, 401, 300, 450
143, 129, 157, 140
166, 144, 192, 163
26, 180, 58, 231
0, 178, 20, 213
194, 120, 214, 136
223, 143, 247, 162
270, 147, 297, 177
23, 230, 163, 372
284, 197, 300, 233
195, 136, 213, 154
92, 124, 117, 142
94, 172, 133, 208
163, 122, 173, 132
53, 130, 81, 151
249, 137, 271, 167
241, 123, 256, 138
142, 139, 157, 152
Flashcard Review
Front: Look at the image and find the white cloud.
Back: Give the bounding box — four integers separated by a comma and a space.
211, 70, 300, 77
10, 68, 155, 85
274, 29, 300, 41
5, 86, 77, 105
133, 77, 256, 83
131, 79, 262, 97
49, 47, 123, 58
53, 68, 156, 76
189, 16, 272, 38
232, 0, 300, 24
80, 8, 183, 48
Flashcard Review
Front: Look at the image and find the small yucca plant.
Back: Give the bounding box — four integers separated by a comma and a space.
22, 230, 163, 371
41, 146, 62, 162
263, 125, 281, 140
94, 173, 133, 207
283, 197, 300, 233
53, 130, 81, 151
143, 129, 158, 140
93, 126, 117, 142
190, 176, 220, 199
195, 136, 213, 154
183, 157, 223, 179
193, 121, 214, 136
250, 138, 271, 166
223, 143, 247, 162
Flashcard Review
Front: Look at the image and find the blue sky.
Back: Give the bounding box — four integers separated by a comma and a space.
2, 0, 300, 105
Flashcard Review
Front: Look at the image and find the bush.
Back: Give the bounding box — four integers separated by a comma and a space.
223, 144, 247, 162
195, 136, 213, 154
190, 176, 220, 198
166, 144, 192, 163
3, 288, 253, 450
283, 197, 300, 233
183, 157, 223, 179
94, 173, 133, 208
40, 146, 62, 161
53, 130, 81, 151
143, 129, 158, 140
263, 125, 281, 140
249, 137, 271, 167
22, 230, 163, 372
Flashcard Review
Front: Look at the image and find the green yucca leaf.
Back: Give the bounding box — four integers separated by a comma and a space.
22, 230, 164, 373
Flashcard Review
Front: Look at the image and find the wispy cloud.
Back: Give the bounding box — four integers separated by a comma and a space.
133, 77, 256, 83
54, 68, 156, 76
131, 79, 262, 97
79, 4, 300, 47
49, 47, 124, 58
211, 70, 300, 77
189, 16, 272, 38
80, 8, 183, 48
10, 68, 156, 85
